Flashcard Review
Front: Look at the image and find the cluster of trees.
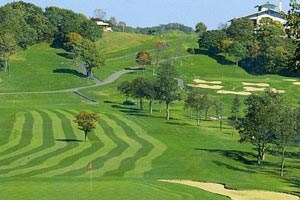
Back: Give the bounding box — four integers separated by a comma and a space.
237, 89, 300, 176
118, 63, 181, 120
285, 0, 300, 72
199, 17, 297, 74
0, 1, 103, 73
133, 23, 194, 35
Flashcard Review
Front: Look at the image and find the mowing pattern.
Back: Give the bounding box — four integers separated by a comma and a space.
0, 110, 167, 178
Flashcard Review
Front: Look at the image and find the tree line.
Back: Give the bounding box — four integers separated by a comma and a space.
0, 1, 103, 74
197, 1, 300, 75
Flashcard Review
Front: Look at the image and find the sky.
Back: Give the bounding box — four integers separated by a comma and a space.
0, 0, 291, 29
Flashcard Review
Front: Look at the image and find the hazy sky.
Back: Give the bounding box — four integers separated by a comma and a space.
0, 0, 290, 29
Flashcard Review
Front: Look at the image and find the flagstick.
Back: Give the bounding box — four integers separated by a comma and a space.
90, 169, 93, 191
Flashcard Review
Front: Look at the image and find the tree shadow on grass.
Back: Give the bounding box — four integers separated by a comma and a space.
56, 52, 73, 60
212, 160, 256, 174
192, 49, 235, 65
195, 148, 257, 165
165, 121, 191, 126
53, 68, 87, 78
56, 139, 83, 142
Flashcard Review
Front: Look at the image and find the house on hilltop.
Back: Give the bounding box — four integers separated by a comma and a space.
95, 21, 113, 32
91, 18, 113, 32
243, 1, 286, 25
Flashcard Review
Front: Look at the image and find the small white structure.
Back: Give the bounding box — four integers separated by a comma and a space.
244, 2, 286, 25
95, 20, 113, 32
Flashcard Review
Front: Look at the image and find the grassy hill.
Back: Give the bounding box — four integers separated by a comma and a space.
0, 31, 299, 200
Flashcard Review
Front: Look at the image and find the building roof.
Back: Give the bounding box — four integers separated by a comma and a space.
255, 2, 277, 11
95, 21, 110, 26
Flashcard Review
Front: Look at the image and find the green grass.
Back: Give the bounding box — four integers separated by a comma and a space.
0, 31, 299, 199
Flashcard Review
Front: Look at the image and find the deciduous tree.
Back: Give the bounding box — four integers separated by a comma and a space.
156, 63, 181, 120
74, 110, 100, 141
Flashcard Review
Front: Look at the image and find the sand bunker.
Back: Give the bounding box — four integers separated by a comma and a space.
293, 82, 300, 85
242, 82, 270, 87
188, 84, 224, 90
193, 79, 222, 84
244, 87, 266, 92
217, 90, 252, 96
160, 180, 299, 200
243, 87, 285, 94
283, 79, 297, 82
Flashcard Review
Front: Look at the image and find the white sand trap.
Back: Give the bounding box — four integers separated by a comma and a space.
242, 82, 270, 87
271, 88, 285, 94
160, 180, 299, 200
217, 90, 252, 96
193, 79, 222, 84
243, 87, 285, 94
293, 82, 300, 85
283, 79, 297, 82
188, 84, 223, 90
244, 87, 266, 92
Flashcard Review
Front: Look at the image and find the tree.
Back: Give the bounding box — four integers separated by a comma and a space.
274, 106, 297, 177
93, 8, 106, 20
238, 89, 283, 165
228, 41, 248, 65
226, 18, 254, 44
118, 21, 126, 32
231, 95, 241, 122
156, 63, 181, 120
199, 30, 227, 54
195, 22, 207, 36
118, 81, 132, 101
0, 33, 17, 74
214, 100, 225, 132
74, 110, 100, 141
284, 1, 300, 72
136, 51, 152, 73
64, 32, 83, 64
185, 89, 212, 126
131, 77, 151, 110
153, 40, 167, 74
80, 39, 105, 77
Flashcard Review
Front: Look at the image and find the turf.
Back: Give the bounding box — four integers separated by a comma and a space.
0, 31, 299, 199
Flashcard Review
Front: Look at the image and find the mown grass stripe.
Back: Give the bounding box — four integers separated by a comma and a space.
61, 117, 127, 177
86, 114, 141, 177
0, 112, 34, 163
36, 110, 94, 177
0, 110, 62, 176
57, 124, 115, 177
117, 114, 167, 178
103, 114, 152, 177
0, 113, 17, 146
0, 112, 25, 155
12, 110, 78, 177
57, 110, 117, 177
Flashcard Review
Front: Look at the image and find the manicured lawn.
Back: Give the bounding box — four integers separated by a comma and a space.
0, 31, 299, 199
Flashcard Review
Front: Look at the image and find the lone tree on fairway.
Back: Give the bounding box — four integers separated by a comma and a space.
74, 110, 100, 141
